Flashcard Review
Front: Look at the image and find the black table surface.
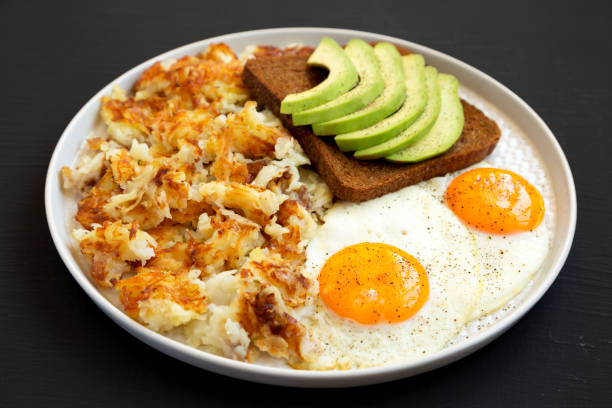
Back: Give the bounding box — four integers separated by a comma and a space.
2, 0, 611, 406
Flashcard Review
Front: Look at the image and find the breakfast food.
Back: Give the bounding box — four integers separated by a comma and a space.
62, 44, 334, 365
61, 38, 550, 371
280, 37, 358, 114
386, 72, 465, 162
291, 39, 384, 126
279, 38, 464, 164
296, 186, 481, 368
243, 52, 501, 201
334, 53, 427, 152
421, 163, 550, 319
312, 42, 407, 136
354, 65, 442, 158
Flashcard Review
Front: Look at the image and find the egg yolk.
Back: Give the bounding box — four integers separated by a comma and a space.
445, 168, 545, 235
318, 242, 429, 325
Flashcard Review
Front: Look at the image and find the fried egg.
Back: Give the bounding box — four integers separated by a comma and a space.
420, 162, 551, 320
295, 185, 481, 369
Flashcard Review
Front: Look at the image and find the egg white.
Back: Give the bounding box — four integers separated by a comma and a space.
420, 162, 551, 320
295, 185, 481, 369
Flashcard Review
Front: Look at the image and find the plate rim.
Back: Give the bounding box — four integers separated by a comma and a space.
44, 27, 577, 387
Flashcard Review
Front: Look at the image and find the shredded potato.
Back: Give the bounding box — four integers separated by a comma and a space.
62, 43, 332, 366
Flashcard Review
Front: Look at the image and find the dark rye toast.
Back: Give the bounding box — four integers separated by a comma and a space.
242, 47, 501, 202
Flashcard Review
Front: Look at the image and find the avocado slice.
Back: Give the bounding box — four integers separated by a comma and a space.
386, 74, 464, 163
311, 42, 405, 136
354, 66, 441, 160
291, 39, 383, 126
280, 37, 358, 115
334, 54, 427, 152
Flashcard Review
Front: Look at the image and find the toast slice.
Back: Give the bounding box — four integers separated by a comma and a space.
242, 48, 501, 202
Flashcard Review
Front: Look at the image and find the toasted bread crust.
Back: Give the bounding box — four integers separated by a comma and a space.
243, 49, 501, 202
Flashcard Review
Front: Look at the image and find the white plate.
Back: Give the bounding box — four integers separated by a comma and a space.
45, 27, 576, 387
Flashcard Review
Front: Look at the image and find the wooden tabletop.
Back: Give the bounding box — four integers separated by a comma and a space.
1, 0, 610, 406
